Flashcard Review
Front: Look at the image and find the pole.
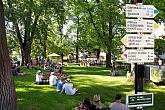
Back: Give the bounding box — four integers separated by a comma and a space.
132, 0, 144, 110
135, 64, 144, 94
134, 64, 144, 110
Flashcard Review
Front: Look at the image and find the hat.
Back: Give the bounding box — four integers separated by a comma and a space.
93, 94, 100, 103
66, 79, 71, 83
36, 70, 41, 74
51, 72, 54, 75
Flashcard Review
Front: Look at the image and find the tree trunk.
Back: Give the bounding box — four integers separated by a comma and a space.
61, 52, 64, 65
43, 44, 46, 58
76, 16, 80, 63
0, 1, 17, 109
106, 19, 113, 68
106, 50, 112, 68
43, 36, 47, 58
21, 48, 25, 66
76, 45, 79, 63
43, 28, 47, 58
22, 42, 31, 65
96, 49, 100, 61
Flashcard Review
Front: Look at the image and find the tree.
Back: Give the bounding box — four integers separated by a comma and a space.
5, 0, 64, 65
57, 0, 65, 64
0, 0, 17, 109
144, 0, 165, 22
155, 39, 165, 55
83, 0, 125, 67
5, 0, 43, 65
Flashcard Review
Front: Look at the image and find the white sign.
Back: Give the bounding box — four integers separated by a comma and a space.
123, 49, 154, 63
121, 34, 154, 48
126, 4, 159, 18
126, 19, 159, 33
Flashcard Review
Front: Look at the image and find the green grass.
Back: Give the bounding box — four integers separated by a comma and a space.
14, 65, 165, 110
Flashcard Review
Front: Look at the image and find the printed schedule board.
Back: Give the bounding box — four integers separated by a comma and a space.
121, 34, 154, 48
126, 19, 159, 33
123, 49, 154, 63
126, 4, 159, 18
126, 93, 154, 108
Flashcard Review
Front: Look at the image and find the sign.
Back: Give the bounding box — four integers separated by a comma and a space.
123, 49, 154, 63
126, 19, 159, 33
126, 4, 159, 18
121, 34, 154, 48
126, 93, 154, 108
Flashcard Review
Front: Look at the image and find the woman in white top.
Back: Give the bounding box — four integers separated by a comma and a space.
49, 72, 57, 86
61, 79, 78, 95
35, 70, 43, 84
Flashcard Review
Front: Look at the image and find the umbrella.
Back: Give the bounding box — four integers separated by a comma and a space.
48, 53, 60, 57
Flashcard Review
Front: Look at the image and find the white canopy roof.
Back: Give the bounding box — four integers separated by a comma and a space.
48, 53, 60, 57
159, 54, 165, 59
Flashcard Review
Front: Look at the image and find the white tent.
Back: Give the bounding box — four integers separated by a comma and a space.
159, 54, 165, 59
48, 53, 60, 57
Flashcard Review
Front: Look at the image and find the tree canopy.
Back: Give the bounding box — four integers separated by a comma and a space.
3, 0, 165, 65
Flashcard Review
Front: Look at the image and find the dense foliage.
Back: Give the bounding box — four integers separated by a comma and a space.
3, 0, 165, 65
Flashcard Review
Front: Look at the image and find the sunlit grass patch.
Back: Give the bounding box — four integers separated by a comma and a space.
14, 65, 165, 110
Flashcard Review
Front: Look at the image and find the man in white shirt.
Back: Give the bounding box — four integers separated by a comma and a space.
49, 72, 58, 86
158, 59, 162, 69
60, 79, 78, 95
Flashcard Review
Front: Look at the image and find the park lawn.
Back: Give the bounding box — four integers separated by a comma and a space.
14, 65, 165, 110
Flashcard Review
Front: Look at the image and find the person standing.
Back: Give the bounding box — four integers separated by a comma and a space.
158, 59, 162, 69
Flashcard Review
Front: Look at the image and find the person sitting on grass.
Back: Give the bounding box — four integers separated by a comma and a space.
60, 79, 78, 95
109, 94, 128, 110
34, 70, 43, 85
54, 69, 61, 78
75, 97, 94, 110
56, 77, 64, 93
49, 72, 58, 86
15, 64, 26, 76
92, 94, 106, 110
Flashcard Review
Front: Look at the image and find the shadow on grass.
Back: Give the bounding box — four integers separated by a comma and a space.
15, 75, 134, 110
16, 84, 134, 110
142, 90, 165, 110
16, 87, 80, 110
15, 66, 165, 110
65, 66, 127, 76
65, 66, 109, 75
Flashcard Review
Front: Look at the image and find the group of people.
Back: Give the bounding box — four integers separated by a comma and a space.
34, 68, 78, 96
80, 60, 100, 67
34, 56, 52, 67
44, 63, 63, 72
75, 94, 128, 110
26, 57, 62, 71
